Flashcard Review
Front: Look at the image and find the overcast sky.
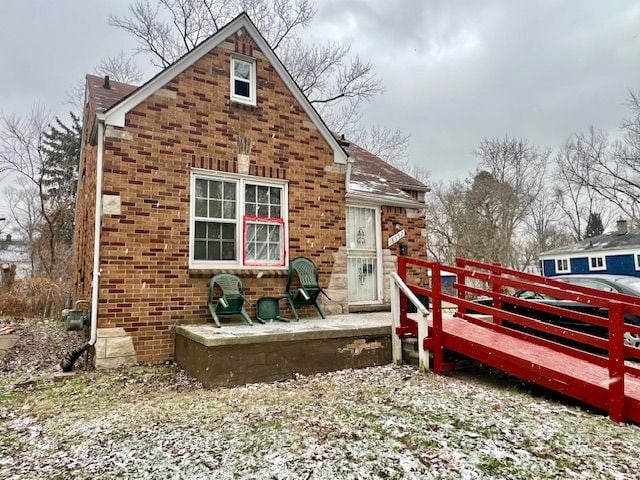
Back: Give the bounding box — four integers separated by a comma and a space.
1, 0, 639, 197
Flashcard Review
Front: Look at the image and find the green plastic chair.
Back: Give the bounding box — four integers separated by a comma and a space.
256, 296, 289, 323
285, 256, 331, 320
207, 274, 253, 327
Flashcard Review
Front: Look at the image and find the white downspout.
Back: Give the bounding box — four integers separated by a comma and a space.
89, 121, 105, 345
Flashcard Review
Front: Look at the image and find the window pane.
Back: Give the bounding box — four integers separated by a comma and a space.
270, 188, 280, 205
195, 221, 206, 239
245, 203, 256, 216
209, 180, 222, 199
268, 225, 280, 242
234, 80, 250, 97
194, 240, 206, 260
195, 179, 207, 197
245, 185, 256, 202
234, 60, 250, 80
223, 201, 235, 219
268, 244, 280, 261
257, 204, 269, 217
207, 241, 220, 261
270, 206, 281, 218
210, 200, 221, 218
257, 186, 269, 203
223, 182, 236, 200
254, 224, 267, 242
221, 242, 235, 260
195, 199, 207, 217
221, 223, 235, 240
208, 223, 220, 239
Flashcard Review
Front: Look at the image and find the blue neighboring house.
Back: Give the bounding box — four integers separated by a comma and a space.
540, 220, 640, 277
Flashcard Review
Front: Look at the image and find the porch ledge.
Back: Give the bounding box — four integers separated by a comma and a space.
175, 312, 391, 347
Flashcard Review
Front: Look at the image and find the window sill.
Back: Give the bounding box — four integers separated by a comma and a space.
188, 267, 288, 278
230, 97, 257, 108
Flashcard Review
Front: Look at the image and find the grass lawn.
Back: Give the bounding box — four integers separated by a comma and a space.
2, 362, 639, 479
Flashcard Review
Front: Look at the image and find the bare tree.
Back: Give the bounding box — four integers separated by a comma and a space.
562, 94, 640, 224
96, 51, 144, 84
520, 186, 570, 268
0, 107, 67, 276
66, 52, 145, 109
108, 0, 382, 130
474, 137, 551, 267
5, 181, 43, 275
554, 128, 613, 241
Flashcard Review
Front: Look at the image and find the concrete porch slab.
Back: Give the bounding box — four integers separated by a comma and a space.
175, 311, 392, 347
175, 312, 392, 387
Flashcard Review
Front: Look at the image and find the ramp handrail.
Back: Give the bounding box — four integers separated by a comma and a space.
390, 272, 430, 372
392, 255, 635, 423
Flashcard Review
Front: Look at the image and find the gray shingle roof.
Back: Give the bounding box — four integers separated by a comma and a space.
540, 229, 640, 256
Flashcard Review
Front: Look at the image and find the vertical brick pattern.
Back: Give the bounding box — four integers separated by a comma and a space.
93, 36, 347, 362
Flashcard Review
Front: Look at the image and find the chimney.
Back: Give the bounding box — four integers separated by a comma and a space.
616, 218, 628, 235
103, 75, 111, 89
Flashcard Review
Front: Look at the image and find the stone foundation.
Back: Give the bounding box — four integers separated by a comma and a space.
95, 328, 137, 369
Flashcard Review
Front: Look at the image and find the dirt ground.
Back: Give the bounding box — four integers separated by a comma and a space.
1, 320, 640, 479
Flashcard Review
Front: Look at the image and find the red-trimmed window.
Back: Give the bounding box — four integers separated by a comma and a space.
190, 172, 287, 268
243, 183, 285, 266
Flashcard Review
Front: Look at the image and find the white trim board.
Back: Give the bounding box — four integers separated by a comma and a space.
540, 249, 640, 261
98, 13, 348, 165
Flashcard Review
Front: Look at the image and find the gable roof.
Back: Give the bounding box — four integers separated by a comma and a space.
540, 229, 640, 257
96, 12, 347, 164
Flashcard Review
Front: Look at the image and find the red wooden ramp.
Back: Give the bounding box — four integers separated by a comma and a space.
391, 257, 640, 424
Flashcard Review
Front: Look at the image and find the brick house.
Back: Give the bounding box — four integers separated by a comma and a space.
74, 13, 428, 364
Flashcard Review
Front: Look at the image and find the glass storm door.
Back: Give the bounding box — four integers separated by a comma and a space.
347, 206, 380, 304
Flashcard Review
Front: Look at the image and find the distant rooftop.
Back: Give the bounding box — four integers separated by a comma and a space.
540, 227, 640, 257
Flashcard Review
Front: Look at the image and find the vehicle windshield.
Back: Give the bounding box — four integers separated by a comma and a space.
614, 278, 640, 295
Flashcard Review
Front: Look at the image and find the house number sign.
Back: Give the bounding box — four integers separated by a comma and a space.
387, 229, 406, 247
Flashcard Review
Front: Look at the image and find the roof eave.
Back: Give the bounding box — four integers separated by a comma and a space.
346, 190, 426, 209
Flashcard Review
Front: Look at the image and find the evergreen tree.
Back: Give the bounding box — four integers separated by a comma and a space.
584, 212, 604, 238
42, 113, 81, 243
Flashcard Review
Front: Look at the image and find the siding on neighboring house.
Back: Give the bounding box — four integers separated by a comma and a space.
542, 253, 640, 277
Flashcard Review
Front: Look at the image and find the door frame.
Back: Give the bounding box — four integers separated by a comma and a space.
346, 203, 383, 305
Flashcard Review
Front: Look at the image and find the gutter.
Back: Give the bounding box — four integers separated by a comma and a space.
88, 120, 105, 346
60, 119, 105, 371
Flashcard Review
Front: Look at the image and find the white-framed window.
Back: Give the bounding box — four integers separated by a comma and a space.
230, 56, 256, 105
635, 253, 640, 271
555, 258, 571, 274
588, 255, 606, 271
190, 171, 287, 268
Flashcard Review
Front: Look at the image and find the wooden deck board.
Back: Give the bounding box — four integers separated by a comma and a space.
439, 315, 640, 423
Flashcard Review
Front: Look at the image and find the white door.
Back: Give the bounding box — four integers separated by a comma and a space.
347, 206, 381, 304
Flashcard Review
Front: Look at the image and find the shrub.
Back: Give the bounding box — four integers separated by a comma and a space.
0, 277, 68, 318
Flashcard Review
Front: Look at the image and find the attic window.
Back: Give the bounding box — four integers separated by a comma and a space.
230, 57, 256, 105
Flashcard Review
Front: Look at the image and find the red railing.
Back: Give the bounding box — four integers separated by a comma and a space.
395, 256, 640, 422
